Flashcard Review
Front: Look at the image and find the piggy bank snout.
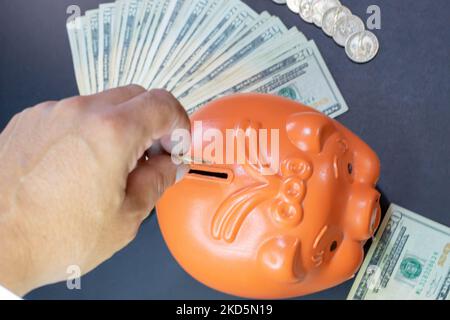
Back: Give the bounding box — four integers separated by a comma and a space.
346, 187, 381, 241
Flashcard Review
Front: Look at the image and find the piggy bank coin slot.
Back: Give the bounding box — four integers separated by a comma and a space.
188, 169, 228, 180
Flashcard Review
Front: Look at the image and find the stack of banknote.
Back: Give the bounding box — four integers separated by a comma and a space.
348, 204, 449, 300
66, 0, 348, 117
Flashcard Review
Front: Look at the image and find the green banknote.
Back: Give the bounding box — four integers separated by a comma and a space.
348, 204, 450, 300
67, 0, 349, 118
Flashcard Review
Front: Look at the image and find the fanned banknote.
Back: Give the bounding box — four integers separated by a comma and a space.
348, 204, 450, 300
66, 0, 349, 117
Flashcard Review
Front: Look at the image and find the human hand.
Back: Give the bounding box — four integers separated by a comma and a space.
0, 86, 190, 296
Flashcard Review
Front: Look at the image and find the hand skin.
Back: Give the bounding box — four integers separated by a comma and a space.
0, 85, 190, 296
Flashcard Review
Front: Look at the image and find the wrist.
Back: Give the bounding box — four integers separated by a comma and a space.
0, 220, 35, 296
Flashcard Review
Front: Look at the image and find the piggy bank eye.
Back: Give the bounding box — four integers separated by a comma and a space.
329, 240, 338, 252
332, 156, 354, 183
347, 163, 353, 175
343, 153, 354, 182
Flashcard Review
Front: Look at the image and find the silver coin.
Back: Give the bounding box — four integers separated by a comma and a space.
333, 14, 365, 47
322, 5, 351, 37
311, 0, 340, 27
345, 30, 379, 63
286, 0, 301, 13
272, 0, 287, 4
299, 0, 315, 23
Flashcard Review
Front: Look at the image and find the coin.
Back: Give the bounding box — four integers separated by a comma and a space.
311, 0, 341, 27
272, 0, 287, 4
299, 0, 315, 23
333, 14, 365, 47
345, 30, 379, 63
322, 5, 351, 37
286, 0, 301, 13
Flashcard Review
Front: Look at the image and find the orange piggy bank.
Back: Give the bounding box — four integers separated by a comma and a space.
156, 94, 381, 298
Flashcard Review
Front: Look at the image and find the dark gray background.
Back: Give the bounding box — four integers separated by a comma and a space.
0, 0, 449, 299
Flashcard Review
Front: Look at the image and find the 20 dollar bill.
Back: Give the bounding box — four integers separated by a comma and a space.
348, 203, 449, 300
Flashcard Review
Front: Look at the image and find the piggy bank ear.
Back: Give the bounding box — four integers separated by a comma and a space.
286, 112, 336, 154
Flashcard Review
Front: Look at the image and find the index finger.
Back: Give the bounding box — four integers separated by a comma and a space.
114, 89, 191, 164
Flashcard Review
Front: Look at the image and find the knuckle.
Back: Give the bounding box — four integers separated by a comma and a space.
148, 89, 179, 111
18, 103, 50, 121
124, 84, 145, 94
3, 111, 25, 133
14, 108, 30, 120
148, 88, 175, 101
52, 96, 88, 118
175, 105, 191, 130
146, 89, 189, 130
10, 112, 22, 123
34, 100, 56, 111
62, 95, 90, 109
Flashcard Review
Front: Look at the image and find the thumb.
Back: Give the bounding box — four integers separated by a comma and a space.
122, 154, 189, 219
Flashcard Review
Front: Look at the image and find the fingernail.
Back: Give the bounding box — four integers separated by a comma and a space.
176, 164, 190, 183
